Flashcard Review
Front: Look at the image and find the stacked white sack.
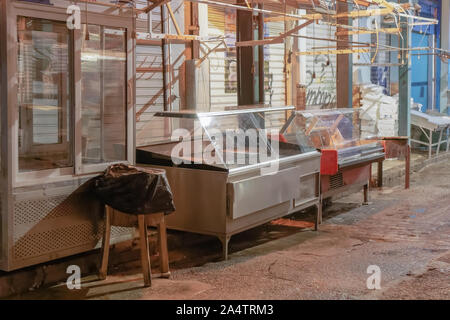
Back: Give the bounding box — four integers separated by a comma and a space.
359, 84, 399, 137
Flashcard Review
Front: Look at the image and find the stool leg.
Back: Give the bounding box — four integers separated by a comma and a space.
99, 205, 112, 280
157, 215, 170, 278
138, 215, 152, 287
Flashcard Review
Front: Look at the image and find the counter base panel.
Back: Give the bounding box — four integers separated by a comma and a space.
139, 157, 321, 260
320, 164, 372, 224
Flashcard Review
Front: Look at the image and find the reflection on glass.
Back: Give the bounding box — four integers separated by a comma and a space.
295, 109, 376, 150
81, 24, 127, 164
17, 17, 72, 172
140, 107, 316, 170
294, 109, 384, 163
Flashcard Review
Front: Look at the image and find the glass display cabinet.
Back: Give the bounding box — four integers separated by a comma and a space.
137, 105, 321, 259
282, 108, 385, 220
0, 0, 135, 271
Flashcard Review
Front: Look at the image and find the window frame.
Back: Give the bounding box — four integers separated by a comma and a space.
10, 1, 135, 187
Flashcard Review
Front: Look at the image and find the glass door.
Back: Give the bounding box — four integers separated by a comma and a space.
16, 17, 73, 172
80, 24, 127, 165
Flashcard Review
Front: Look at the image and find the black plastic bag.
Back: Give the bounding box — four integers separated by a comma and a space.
93, 164, 176, 215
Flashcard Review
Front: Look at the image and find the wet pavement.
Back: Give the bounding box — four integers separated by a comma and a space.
9, 160, 450, 300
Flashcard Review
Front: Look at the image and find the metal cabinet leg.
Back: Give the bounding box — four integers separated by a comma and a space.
405, 144, 411, 189
219, 235, 231, 261
446, 128, 450, 152
437, 129, 444, 156
318, 196, 323, 225
315, 203, 322, 231
99, 205, 112, 280
363, 183, 370, 205
377, 161, 383, 188
429, 128, 433, 159
138, 215, 152, 287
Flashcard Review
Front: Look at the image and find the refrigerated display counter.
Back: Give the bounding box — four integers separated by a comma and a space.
282, 108, 385, 221
137, 105, 321, 259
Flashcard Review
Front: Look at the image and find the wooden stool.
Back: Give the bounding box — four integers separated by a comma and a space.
99, 205, 170, 287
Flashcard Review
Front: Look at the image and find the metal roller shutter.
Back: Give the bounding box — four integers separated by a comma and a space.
134, 1, 165, 146
207, 5, 239, 110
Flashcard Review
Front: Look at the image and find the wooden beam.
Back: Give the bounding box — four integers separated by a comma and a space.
263, 2, 411, 23
136, 39, 163, 46
273, 20, 314, 42
336, 0, 371, 6
191, 2, 200, 59
143, 0, 171, 13
258, 5, 265, 104
236, 37, 283, 47
137, 34, 199, 45
166, 3, 182, 36
296, 48, 371, 56
335, 7, 393, 18
165, 34, 198, 41
336, 1, 351, 109
195, 41, 225, 67
336, 28, 400, 36
237, 0, 255, 105
236, 20, 314, 47
264, 13, 321, 23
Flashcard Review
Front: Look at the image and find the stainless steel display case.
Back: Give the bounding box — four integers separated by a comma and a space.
137, 106, 321, 259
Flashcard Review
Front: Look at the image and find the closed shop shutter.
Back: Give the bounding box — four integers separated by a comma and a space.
207, 5, 239, 110
134, 1, 165, 146
206, 3, 288, 110
264, 18, 286, 107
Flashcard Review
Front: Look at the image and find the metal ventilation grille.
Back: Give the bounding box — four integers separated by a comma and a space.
12, 192, 103, 262
13, 222, 103, 259
12, 192, 135, 265
330, 170, 344, 190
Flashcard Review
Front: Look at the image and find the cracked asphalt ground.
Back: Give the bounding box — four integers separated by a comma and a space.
11, 160, 450, 300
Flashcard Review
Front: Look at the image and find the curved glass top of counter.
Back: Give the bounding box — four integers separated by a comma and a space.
137, 105, 317, 172
287, 108, 385, 167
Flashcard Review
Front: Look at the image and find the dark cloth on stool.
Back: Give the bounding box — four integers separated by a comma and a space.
93, 164, 175, 215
